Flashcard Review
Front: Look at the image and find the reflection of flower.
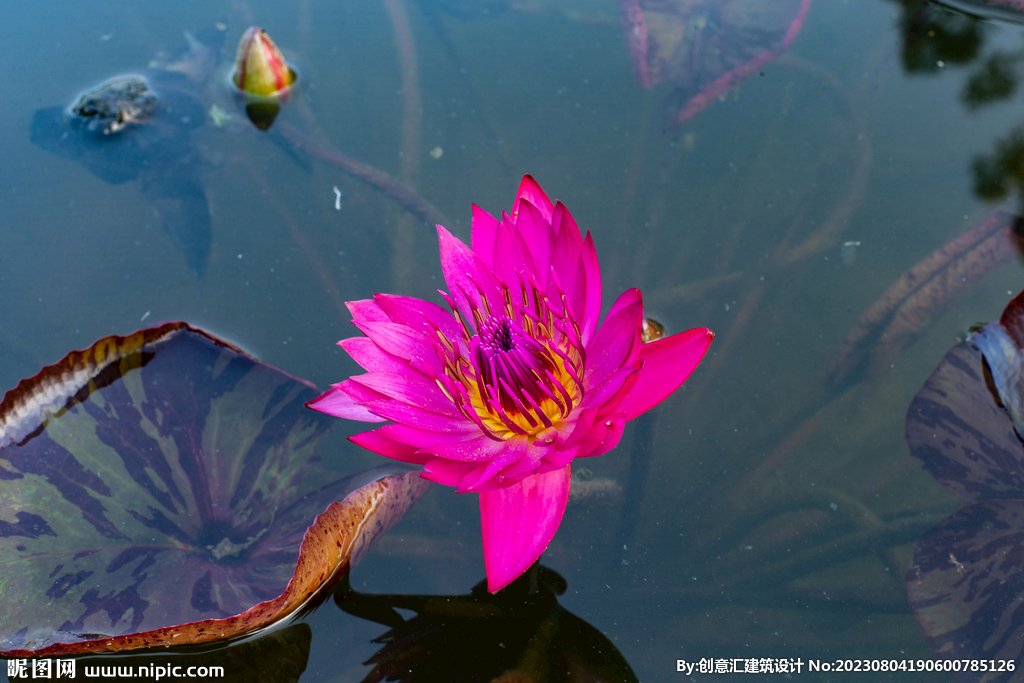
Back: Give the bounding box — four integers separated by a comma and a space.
309, 176, 713, 591
335, 566, 639, 683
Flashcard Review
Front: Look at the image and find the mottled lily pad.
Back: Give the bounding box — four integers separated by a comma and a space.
907, 500, 1024, 681
0, 322, 429, 656
905, 289, 1024, 678
906, 291, 1024, 503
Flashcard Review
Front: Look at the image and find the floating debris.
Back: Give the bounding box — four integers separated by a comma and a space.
840, 240, 860, 266
207, 103, 231, 126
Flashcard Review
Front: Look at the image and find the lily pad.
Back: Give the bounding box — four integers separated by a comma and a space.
906, 500, 1024, 680
905, 337, 1024, 504
905, 289, 1024, 677
0, 322, 429, 656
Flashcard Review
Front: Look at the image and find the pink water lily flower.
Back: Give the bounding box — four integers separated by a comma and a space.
309, 176, 713, 592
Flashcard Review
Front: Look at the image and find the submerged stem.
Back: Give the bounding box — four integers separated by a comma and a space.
276, 123, 449, 228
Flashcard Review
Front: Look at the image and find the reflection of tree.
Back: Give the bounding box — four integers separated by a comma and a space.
973, 127, 1024, 199
334, 566, 638, 683
894, 1, 1024, 207
895, 0, 983, 73
964, 52, 1020, 106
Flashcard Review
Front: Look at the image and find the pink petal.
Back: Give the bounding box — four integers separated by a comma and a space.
457, 437, 533, 492
513, 175, 554, 224
579, 233, 603, 346
617, 327, 715, 421
575, 414, 626, 458
353, 320, 443, 375
566, 407, 596, 446
422, 457, 479, 486
379, 422, 481, 447
426, 433, 510, 462
540, 444, 580, 469
490, 212, 537, 290
549, 207, 587, 319
339, 337, 410, 374
306, 384, 386, 422
512, 199, 555, 281
606, 286, 641, 319
467, 469, 536, 492
375, 293, 462, 342
479, 464, 572, 593
549, 201, 579, 241
333, 378, 386, 402
470, 204, 500, 268
580, 365, 637, 412
350, 428, 432, 464
583, 288, 643, 390
351, 371, 461, 418
437, 226, 501, 326
489, 441, 553, 481
346, 298, 389, 323
362, 397, 471, 433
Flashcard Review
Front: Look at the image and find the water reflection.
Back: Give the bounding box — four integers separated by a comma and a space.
55, 624, 312, 683
335, 565, 638, 683
894, 0, 1024, 210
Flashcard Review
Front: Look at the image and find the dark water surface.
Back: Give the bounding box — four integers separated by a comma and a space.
4, 0, 1024, 680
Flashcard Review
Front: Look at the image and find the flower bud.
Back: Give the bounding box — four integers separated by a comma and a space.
231, 27, 295, 130
641, 317, 665, 343
232, 27, 295, 98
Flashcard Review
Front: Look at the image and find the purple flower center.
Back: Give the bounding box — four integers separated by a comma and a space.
434, 280, 585, 440
484, 318, 515, 353
476, 316, 561, 418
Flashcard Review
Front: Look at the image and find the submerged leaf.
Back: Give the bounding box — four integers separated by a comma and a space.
0, 322, 429, 655
906, 289, 1024, 676
907, 501, 1024, 681
621, 0, 811, 127
906, 339, 1024, 504
831, 209, 1022, 388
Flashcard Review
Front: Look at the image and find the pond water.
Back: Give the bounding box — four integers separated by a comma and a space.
3, 0, 1024, 680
